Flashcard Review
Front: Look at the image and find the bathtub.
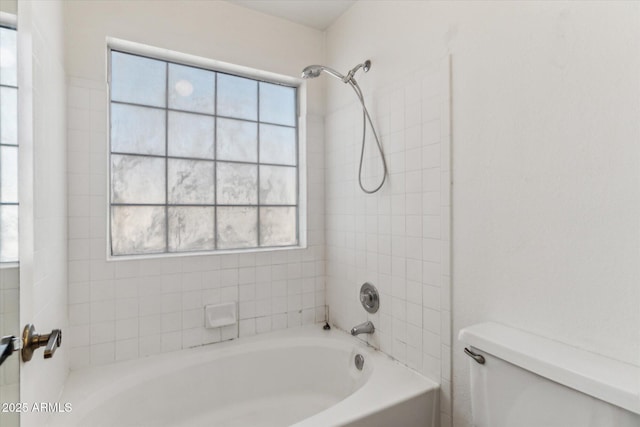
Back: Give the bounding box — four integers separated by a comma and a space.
49, 325, 439, 427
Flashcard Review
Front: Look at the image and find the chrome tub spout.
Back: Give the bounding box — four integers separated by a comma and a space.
350, 321, 375, 336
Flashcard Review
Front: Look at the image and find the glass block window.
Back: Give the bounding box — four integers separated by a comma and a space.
0, 26, 19, 263
109, 50, 299, 256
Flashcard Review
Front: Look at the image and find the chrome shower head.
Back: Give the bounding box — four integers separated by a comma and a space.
301, 65, 324, 79
301, 65, 346, 81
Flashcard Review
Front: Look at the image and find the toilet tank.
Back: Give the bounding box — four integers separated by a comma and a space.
459, 323, 640, 427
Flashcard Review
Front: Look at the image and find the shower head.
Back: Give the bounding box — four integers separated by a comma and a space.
301, 60, 371, 83
301, 65, 346, 81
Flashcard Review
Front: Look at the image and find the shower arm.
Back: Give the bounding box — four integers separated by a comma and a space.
343, 60, 371, 84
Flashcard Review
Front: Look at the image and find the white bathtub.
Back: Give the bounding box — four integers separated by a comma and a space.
49, 325, 438, 427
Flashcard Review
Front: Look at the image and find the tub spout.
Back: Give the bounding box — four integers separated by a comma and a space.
350, 321, 375, 336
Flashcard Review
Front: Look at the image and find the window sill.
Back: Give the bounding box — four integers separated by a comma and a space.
106, 243, 307, 262
0, 262, 19, 270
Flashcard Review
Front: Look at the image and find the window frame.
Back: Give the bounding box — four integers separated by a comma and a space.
0, 17, 19, 266
105, 38, 308, 260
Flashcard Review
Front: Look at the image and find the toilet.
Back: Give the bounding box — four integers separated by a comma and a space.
459, 322, 640, 427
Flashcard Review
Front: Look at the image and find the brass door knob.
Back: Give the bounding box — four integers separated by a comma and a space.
21, 324, 62, 362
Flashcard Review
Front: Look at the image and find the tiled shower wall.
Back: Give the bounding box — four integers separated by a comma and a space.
325, 60, 452, 425
66, 76, 326, 370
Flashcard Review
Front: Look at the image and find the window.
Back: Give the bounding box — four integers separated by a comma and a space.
0, 25, 18, 263
108, 49, 300, 257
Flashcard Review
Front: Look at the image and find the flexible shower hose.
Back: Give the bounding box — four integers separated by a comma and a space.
348, 79, 388, 194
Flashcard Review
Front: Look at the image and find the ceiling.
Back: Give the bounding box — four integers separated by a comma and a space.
228, 0, 356, 31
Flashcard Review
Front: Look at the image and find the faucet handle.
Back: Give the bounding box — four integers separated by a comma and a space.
359, 283, 379, 313
44, 329, 62, 359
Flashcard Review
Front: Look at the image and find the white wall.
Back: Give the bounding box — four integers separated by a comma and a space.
0, 0, 16, 15
63, 0, 327, 369
326, 1, 639, 426
18, 1, 68, 426
449, 2, 640, 425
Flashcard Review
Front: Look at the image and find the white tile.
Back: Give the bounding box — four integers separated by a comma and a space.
239, 319, 256, 337
161, 332, 182, 353
90, 89, 107, 111
202, 328, 222, 345
423, 215, 440, 239
139, 315, 162, 336
115, 261, 140, 279
181, 329, 202, 348
140, 294, 162, 316
67, 86, 91, 108
69, 325, 90, 347
115, 298, 138, 320
182, 309, 202, 329
423, 285, 440, 310
287, 311, 302, 327
90, 300, 115, 322
138, 334, 162, 356
423, 238, 441, 262
406, 302, 422, 327
422, 96, 440, 123
406, 259, 422, 282
423, 192, 440, 215
405, 147, 422, 172
423, 307, 441, 334
405, 193, 422, 215
115, 278, 139, 299
392, 338, 407, 363
90, 280, 114, 302
90, 321, 115, 344
422, 143, 440, 168
91, 342, 115, 366
239, 301, 256, 319
423, 329, 440, 358
239, 284, 256, 301
421, 352, 441, 381
405, 170, 422, 193
287, 294, 302, 311
238, 267, 256, 284
115, 338, 139, 361
202, 289, 221, 306
69, 283, 90, 304
68, 107, 91, 131
116, 318, 139, 340
272, 313, 287, 330
220, 269, 238, 286
181, 272, 202, 291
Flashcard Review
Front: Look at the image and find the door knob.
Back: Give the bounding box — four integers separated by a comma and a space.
21, 324, 62, 362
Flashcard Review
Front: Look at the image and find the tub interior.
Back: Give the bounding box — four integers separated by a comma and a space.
77, 345, 369, 427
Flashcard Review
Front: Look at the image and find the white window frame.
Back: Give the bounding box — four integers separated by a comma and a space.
0, 13, 19, 267
105, 38, 307, 260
